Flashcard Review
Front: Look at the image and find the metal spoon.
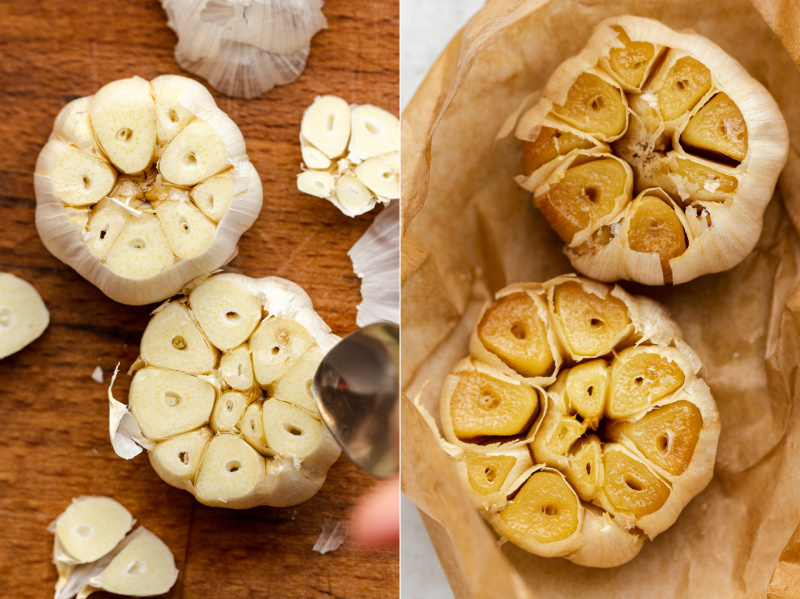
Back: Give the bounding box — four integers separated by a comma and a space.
312, 322, 399, 478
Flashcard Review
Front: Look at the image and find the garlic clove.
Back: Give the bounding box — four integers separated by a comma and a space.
262, 398, 322, 459
250, 317, 315, 386
53, 497, 133, 565
189, 276, 262, 351
552, 72, 627, 138
52, 96, 99, 153
86, 199, 130, 260
464, 454, 518, 496
151, 73, 214, 146
150, 427, 213, 490
348, 104, 400, 162
65, 207, 91, 231
140, 302, 218, 374
128, 367, 216, 441
563, 359, 608, 425
607, 346, 686, 419
270, 345, 323, 414
297, 170, 335, 199
601, 445, 671, 519
157, 199, 216, 260
239, 402, 273, 455
300, 95, 351, 160
335, 173, 376, 215
301, 142, 332, 170
219, 343, 255, 391
354, 151, 400, 200
159, 119, 230, 186
564, 435, 603, 501
194, 433, 266, 505
656, 55, 713, 122
522, 127, 596, 175
189, 172, 235, 223
103, 213, 176, 280
90, 77, 157, 175
680, 92, 748, 163
43, 141, 117, 207
0, 273, 49, 360
210, 391, 250, 434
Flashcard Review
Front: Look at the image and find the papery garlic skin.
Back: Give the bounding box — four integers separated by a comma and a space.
431, 275, 719, 567
515, 16, 788, 285
161, 0, 327, 99
0, 273, 49, 359
34, 75, 263, 305
297, 95, 399, 217
108, 273, 342, 509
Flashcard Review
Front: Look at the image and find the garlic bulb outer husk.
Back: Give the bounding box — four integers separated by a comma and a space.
34, 74, 263, 306
0, 273, 49, 359
297, 95, 399, 217
515, 16, 789, 285
161, 0, 327, 99
108, 273, 342, 509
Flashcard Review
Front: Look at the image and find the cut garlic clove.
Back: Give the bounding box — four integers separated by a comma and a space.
297, 170, 334, 199
239, 402, 273, 455
563, 359, 608, 425
464, 454, 518, 496
189, 276, 262, 351
301, 143, 332, 170
354, 151, 400, 200
52, 96, 98, 153
140, 302, 218, 374
53, 497, 133, 565
65, 207, 91, 231
195, 433, 266, 505
151, 73, 214, 145
41, 141, 117, 207
211, 391, 250, 433
656, 55, 713, 122
348, 104, 400, 162
157, 200, 217, 260
150, 427, 213, 489
262, 398, 322, 459
608, 346, 685, 419
552, 72, 627, 138
601, 445, 671, 519
219, 344, 255, 391
190, 172, 235, 223
0, 273, 49, 360
103, 213, 176, 280
159, 119, 230, 186
522, 127, 595, 175
251, 317, 315, 386
270, 345, 323, 414
129, 367, 216, 441
300, 95, 351, 160
680, 93, 747, 163
90, 77, 156, 175
335, 173, 375, 215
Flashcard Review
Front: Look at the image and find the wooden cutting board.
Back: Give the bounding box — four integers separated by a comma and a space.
0, 0, 399, 597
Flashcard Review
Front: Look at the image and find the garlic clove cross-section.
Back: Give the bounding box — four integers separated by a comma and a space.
429, 275, 720, 567
108, 273, 342, 509
297, 95, 399, 217
35, 74, 263, 305
514, 16, 788, 285
0, 273, 49, 360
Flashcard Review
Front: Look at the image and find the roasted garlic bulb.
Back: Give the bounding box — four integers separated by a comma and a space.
515, 16, 788, 284
109, 273, 341, 509
433, 275, 719, 567
0, 273, 49, 359
35, 75, 263, 305
50, 496, 178, 599
297, 95, 400, 216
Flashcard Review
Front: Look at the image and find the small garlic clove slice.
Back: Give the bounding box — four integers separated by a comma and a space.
239, 402, 273, 456
195, 433, 266, 505
551, 73, 627, 138
46, 142, 117, 207
297, 170, 334, 199
300, 95, 351, 160
157, 200, 216, 260
250, 317, 315, 386
129, 367, 216, 441
348, 104, 400, 162
190, 172, 235, 223
159, 119, 230, 186
355, 151, 400, 200
627, 195, 687, 282
604, 27, 657, 90
262, 398, 322, 459
151, 74, 214, 146
564, 435, 603, 502
0, 273, 49, 360
140, 302, 218, 374
335, 173, 375, 215
680, 93, 748, 163
54, 497, 133, 565
608, 347, 685, 419
656, 56, 713, 122
90, 527, 178, 598
271, 346, 323, 414
219, 344, 255, 391
189, 276, 262, 351
52, 96, 98, 153
210, 391, 250, 433
90, 77, 157, 175
465, 454, 518, 495
150, 427, 213, 489
301, 143, 332, 169
522, 127, 595, 175
563, 359, 608, 425
103, 213, 176, 280
602, 445, 671, 519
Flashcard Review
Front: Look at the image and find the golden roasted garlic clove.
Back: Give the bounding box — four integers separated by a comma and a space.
0, 273, 49, 360
35, 75, 263, 305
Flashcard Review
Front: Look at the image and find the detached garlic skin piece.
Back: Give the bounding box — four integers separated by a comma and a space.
515, 16, 788, 285
297, 95, 400, 217
34, 74, 263, 305
160, 0, 327, 99
0, 273, 49, 359
109, 273, 342, 509
430, 275, 719, 567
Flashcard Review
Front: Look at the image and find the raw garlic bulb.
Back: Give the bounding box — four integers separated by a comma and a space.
109, 273, 342, 509
515, 16, 788, 285
297, 95, 399, 217
34, 75, 263, 305
428, 275, 719, 567
50, 496, 178, 599
0, 273, 49, 359
161, 0, 327, 99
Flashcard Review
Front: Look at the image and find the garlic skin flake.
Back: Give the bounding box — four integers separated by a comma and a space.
427, 275, 720, 567
515, 16, 788, 285
0, 273, 49, 359
298, 95, 399, 217
108, 273, 342, 509
161, 0, 327, 99
35, 75, 263, 305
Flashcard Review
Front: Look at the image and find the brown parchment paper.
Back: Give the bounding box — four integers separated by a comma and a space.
401, 0, 800, 597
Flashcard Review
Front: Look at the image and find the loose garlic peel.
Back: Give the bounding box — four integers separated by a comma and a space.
515, 16, 788, 285
35, 75, 263, 305
161, 0, 327, 99
49, 497, 178, 599
108, 273, 342, 508
434, 275, 720, 567
297, 95, 400, 217
0, 273, 49, 359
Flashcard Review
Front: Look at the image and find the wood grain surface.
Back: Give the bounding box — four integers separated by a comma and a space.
0, 1, 399, 597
